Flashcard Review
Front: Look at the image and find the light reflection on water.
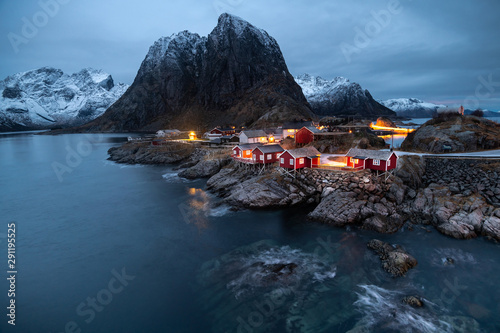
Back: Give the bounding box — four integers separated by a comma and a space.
379, 134, 409, 148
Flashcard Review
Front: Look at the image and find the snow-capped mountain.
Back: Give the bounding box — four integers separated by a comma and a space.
0, 67, 129, 131
84, 13, 311, 132
295, 74, 395, 117
380, 98, 446, 118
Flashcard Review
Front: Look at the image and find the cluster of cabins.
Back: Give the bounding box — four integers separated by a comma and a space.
207, 122, 346, 146
232, 143, 398, 172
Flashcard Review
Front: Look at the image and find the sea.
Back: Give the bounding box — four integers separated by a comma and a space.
380, 117, 500, 148
1, 132, 499, 332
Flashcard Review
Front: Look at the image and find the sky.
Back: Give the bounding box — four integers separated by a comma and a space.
1, 0, 499, 110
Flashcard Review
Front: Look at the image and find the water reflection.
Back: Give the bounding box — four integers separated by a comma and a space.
180, 187, 231, 232
379, 134, 408, 148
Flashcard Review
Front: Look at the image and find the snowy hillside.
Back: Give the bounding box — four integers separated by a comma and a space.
295, 74, 395, 117
0, 67, 129, 131
380, 98, 446, 118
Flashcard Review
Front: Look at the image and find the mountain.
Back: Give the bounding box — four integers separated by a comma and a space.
380, 98, 446, 118
294, 74, 395, 118
0, 67, 128, 131
464, 109, 500, 117
84, 13, 312, 132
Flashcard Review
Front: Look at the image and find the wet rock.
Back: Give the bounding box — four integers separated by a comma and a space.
402, 296, 424, 308
367, 239, 417, 277
482, 216, 500, 241
178, 157, 230, 179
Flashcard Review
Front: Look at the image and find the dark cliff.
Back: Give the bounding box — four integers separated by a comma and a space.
84, 14, 313, 132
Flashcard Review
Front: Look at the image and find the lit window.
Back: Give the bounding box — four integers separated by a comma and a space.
299, 158, 304, 164
354, 159, 359, 164
280, 158, 284, 164
373, 159, 380, 166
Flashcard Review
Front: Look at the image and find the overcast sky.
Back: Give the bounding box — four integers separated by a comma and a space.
1, 0, 499, 110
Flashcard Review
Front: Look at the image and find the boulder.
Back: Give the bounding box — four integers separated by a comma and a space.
178, 157, 230, 179
367, 239, 417, 277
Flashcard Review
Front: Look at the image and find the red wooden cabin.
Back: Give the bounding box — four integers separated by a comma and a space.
211, 127, 236, 136
252, 144, 284, 164
295, 126, 321, 145
232, 143, 260, 160
279, 146, 321, 170
345, 148, 398, 171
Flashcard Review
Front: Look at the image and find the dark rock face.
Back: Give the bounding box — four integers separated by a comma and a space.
2, 86, 21, 99
86, 14, 313, 132
367, 239, 417, 277
107, 141, 194, 164
178, 157, 231, 179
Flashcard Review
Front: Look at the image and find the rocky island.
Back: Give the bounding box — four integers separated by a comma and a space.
107, 140, 500, 243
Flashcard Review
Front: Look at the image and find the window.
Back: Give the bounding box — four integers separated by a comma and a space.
260, 155, 264, 161
299, 158, 304, 164
373, 159, 380, 166
280, 158, 284, 164
290, 159, 294, 165
388, 159, 391, 167
267, 154, 272, 160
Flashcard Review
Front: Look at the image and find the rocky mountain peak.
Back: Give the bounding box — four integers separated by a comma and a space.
84, 14, 311, 132
295, 74, 395, 117
0, 67, 128, 131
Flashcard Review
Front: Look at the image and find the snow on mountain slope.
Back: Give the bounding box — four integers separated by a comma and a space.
295, 74, 395, 117
380, 98, 446, 118
0, 67, 129, 131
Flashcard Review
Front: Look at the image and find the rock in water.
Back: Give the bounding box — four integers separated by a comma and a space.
367, 239, 417, 277
402, 296, 424, 307
84, 13, 313, 132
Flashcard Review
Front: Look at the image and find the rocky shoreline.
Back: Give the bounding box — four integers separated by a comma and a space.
107, 143, 500, 242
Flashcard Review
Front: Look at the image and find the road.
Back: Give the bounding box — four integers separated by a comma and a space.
320, 149, 500, 164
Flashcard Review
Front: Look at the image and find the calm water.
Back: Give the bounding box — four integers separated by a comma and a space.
1, 133, 499, 333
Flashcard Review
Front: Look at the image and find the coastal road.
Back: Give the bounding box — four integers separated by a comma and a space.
320, 149, 500, 164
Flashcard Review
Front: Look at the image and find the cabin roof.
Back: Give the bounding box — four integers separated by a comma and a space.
283, 146, 321, 159
234, 143, 261, 150
346, 148, 396, 161
240, 130, 267, 138
300, 126, 322, 134
212, 127, 234, 132
264, 128, 282, 135
253, 144, 284, 154
282, 121, 313, 130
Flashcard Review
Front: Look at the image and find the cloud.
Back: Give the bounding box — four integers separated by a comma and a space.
0, 0, 499, 110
